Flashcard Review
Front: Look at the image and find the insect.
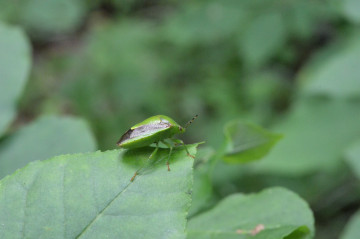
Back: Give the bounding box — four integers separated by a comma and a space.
117, 115, 198, 181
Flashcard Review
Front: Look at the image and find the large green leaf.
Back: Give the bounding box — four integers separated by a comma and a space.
0, 23, 31, 136
344, 140, 360, 179
222, 121, 282, 164
253, 98, 360, 176
187, 187, 314, 239
0, 144, 198, 239
340, 210, 360, 239
299, 33, 360, 98
0, 116, 96, 179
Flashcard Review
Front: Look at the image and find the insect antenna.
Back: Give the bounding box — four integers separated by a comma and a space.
184, 115, 198, 129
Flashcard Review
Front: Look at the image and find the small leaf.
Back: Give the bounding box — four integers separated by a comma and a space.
0, 116, 97, 179
0, 144, 198, 239
222, 121, 282, 163
187, 187, 314, 239
254, 98, 360, 176
340, 210, 360, 239
0, 23, 31, 136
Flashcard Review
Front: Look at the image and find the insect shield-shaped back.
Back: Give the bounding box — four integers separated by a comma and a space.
117, 115, 178, 149
116, 115, 197, 181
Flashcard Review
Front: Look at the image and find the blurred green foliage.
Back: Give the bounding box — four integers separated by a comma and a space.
0, 23, 30, 135
0, 116, 96, 179
1, 0, 360, 238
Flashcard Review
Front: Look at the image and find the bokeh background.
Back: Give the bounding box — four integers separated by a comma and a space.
1, 0, 360, 238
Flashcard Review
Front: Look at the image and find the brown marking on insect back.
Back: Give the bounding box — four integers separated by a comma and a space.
131, 123, 170, 137
117, 122, 171, 146
160, 117, 171, 127
117, 129, 134, 145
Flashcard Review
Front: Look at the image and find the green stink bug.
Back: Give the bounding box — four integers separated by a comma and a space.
117, 115, 198, 181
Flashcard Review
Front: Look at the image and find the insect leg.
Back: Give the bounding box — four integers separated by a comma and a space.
170, 138, 195, 159
131, 143, 159, 182
161, 140, 173, 171
148, 143, 159, 161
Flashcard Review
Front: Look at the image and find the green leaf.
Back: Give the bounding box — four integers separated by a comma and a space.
0, 116, 97, 179
0, 23, 31, 136
253, 98, 360, 176
0, 0, 86, 36
345, 140, 360, 179
340, 210, 360, 239
299, 33, 360, 98
0, 144, 198, 239
222, 121, 282, 163
187, 187, 314, 239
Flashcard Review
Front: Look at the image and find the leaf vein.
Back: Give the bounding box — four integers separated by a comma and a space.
75, 181, 132, 238
18, 167, 42, 238
62, 162, 67, 239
